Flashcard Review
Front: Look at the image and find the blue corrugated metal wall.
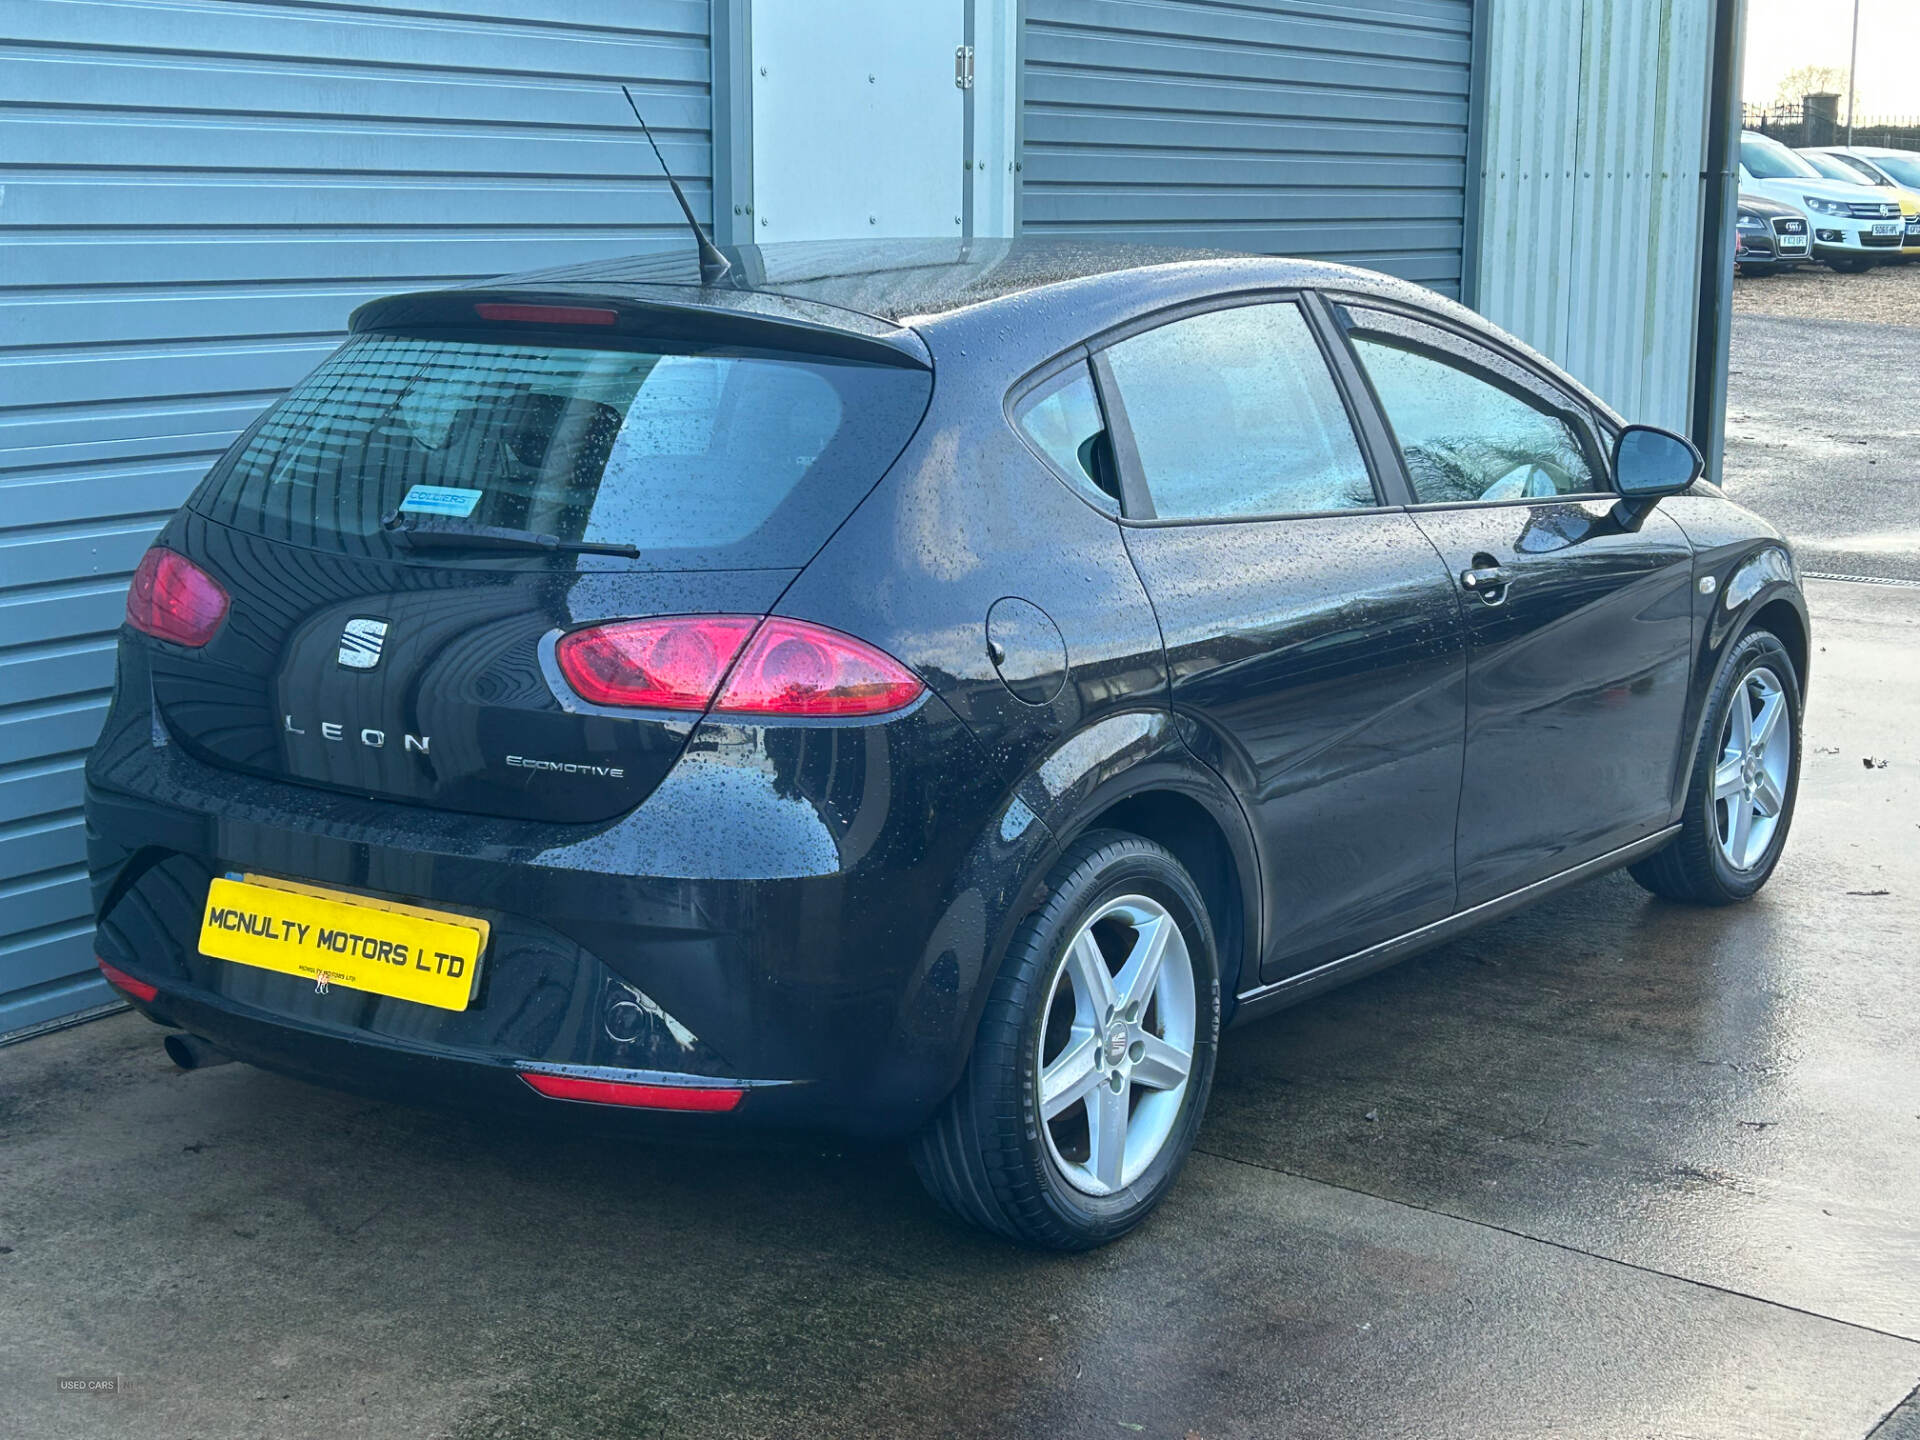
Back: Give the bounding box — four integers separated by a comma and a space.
1019, 0, 1476, 296
0, 0, 713, 1034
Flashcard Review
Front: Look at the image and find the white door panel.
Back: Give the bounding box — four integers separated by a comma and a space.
751, 0, 966, 242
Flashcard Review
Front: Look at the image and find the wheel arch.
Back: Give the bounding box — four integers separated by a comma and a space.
1075, 788, 1253, 1013
1633, 585, 1808, 905
1671, 572, 1810, 822
1015, 711, 1262, 1017
882, 712, 1263, 1130
1749, 594, 1809, 693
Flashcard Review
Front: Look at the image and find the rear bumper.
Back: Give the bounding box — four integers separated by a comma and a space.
88, 840, 816, 1120
107, 976, 819, 1128
85, 657, 1051, 1138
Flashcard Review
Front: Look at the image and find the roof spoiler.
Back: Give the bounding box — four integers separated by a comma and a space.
347, 289, 931, 368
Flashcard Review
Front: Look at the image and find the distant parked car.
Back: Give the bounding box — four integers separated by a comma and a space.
1740, 131, 1903, 271
1800, 146, 1920, 257
1735, 192, 1812, 274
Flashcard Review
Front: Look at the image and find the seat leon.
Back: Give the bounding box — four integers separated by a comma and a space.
86, 240, 1809, 1250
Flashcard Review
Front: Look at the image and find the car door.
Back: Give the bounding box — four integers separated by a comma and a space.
1093, 296, 1468, 981
1330, 300, 1695, 907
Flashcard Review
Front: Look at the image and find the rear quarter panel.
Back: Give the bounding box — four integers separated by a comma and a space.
768, 295, 1244, 1080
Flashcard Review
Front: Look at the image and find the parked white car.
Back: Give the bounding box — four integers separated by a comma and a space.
1739, 131, 1904, 271
1799, 145, 1920, 254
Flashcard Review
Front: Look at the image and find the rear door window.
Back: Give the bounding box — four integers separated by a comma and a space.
192, 331, 931, 569
1098, 301, 1377, 520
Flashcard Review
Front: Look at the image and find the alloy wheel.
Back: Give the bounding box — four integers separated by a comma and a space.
1035, 895, 1197, 1197
1714, 664, 1791, 872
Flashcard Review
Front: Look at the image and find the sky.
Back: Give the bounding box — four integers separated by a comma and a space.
1744, 0, 1920, 116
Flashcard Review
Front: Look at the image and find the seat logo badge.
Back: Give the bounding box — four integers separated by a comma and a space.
338, 618, 389, 670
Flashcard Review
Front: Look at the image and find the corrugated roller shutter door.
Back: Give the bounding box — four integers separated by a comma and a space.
0, 0, 713, 1033
1020, 0, 1475, 295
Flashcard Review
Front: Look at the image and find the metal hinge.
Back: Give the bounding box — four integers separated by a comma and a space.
954, 44, 974, 90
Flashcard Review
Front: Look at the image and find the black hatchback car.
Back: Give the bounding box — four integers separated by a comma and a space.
87, 239, 1808, 1249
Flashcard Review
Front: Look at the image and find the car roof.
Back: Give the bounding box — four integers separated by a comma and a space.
465, 237, 1421, 330
356, 236, 1607, 415
1805, 144, 1916, 160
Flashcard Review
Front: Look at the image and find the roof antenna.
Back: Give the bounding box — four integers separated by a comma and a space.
620, 85, 733, 288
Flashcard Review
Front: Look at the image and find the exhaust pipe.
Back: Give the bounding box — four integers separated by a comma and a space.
163, 1033, 234, 1071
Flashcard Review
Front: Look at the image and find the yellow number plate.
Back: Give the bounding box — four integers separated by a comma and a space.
198, 874, 488, 1012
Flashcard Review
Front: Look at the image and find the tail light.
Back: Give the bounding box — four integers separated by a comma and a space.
554, 617, 758, 710
518, 1070, 744, 1112
125, 547, 229, 647
715, 618, 924, 717
554, 615, 923, 719
97, 957, 158, 1003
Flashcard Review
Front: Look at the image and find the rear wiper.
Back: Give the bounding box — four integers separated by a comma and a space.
381, 512, 640, 558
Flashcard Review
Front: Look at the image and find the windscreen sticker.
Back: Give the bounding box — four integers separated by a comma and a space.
398, 485, 483, 517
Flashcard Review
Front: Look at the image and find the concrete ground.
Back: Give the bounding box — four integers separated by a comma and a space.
3, 298, 1919, 1438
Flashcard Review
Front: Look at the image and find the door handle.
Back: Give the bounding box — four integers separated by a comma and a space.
1460, 564, 1512, 602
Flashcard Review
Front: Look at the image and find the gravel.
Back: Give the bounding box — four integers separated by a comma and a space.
1723, 290, 1920, 583
1734, 256, 1920, 327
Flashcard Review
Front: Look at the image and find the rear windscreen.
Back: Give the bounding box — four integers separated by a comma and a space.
191, 331, 932, 569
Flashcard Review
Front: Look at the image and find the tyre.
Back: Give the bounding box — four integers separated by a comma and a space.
1630, 628, 1801, 905
911, 830, 1221, 1250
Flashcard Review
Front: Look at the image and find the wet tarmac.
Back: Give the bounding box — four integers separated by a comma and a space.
1, 575, 1915, 1439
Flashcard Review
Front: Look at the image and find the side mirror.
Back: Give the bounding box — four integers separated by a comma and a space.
1613, 424, 1703, 499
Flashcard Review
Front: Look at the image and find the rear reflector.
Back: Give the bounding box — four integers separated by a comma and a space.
553, 615, 923, 718
97, 957, 158, 1003
518, 1071, 745, 1112
125, 547, 229, 648
474, 302, 618, 327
